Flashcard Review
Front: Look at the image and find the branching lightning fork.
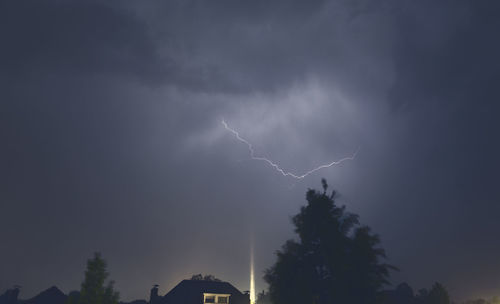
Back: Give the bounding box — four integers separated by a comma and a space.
222, 119, 358, 179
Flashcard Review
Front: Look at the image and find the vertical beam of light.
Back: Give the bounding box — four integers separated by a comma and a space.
250, 236, 256, 304
222, 120, 358, 179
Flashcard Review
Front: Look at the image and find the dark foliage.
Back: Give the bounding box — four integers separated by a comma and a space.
464, 298, 500, 304
379, 282, 418, 304
426, 283, 450, 304
264, 179, 396, 304
256, 291, 272, 304
380, 282, 451, 304
69, 252, 119, 304
190, 274, 222, 282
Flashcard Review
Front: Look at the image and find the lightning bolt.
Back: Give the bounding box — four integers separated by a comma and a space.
221, 119, 358, 179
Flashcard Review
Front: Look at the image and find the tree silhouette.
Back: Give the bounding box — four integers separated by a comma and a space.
190, 274, 222, 282
464, 297, 500, 304
264, 179, 396, 304
71, 252, 119, 304
256, 290, 272, 304
426, 283, 450, 304
380, 282, 452, 304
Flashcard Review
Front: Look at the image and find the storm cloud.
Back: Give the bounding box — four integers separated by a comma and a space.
1, 0, 500, 302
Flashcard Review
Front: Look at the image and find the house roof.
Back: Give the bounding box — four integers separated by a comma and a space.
161, 280, 249, 304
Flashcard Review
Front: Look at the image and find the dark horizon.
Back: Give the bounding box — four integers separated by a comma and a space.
1, 1, 500, 302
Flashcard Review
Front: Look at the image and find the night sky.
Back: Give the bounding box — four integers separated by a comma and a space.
1, 0, 500, 302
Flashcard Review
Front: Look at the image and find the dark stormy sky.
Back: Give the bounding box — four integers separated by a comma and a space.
1, 0, 500, 302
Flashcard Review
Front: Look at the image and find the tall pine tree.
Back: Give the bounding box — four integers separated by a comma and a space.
75, 252, 119, 304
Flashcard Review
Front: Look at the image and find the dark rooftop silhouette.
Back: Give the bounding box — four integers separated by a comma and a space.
160, 279, 249, 304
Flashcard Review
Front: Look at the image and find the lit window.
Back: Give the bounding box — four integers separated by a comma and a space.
204, 294, 230, 304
